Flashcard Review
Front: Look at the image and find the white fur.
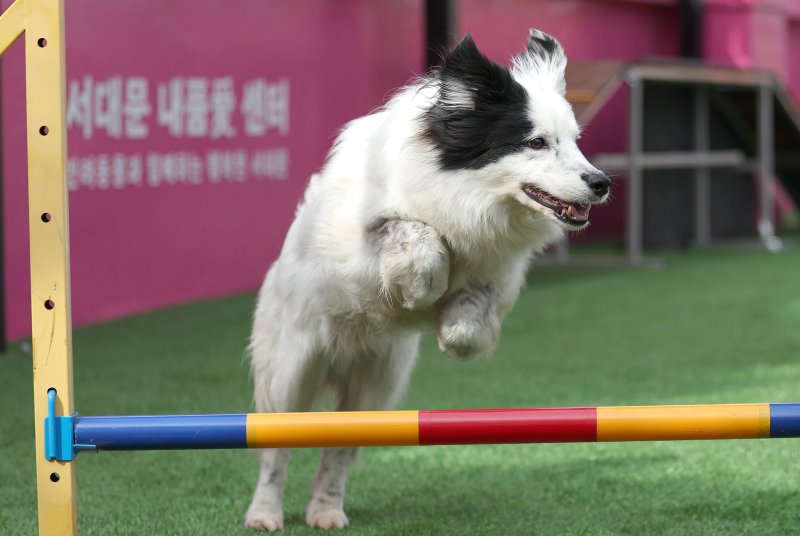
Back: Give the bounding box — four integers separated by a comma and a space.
244, 31, 607, 531
512, 29, 568, 95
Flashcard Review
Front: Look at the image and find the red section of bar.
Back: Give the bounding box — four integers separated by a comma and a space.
418, 408, 598, 445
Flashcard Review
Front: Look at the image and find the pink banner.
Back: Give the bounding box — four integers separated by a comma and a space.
3, 0, 423, 340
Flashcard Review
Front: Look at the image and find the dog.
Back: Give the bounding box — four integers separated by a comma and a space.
244, 29, 609, 531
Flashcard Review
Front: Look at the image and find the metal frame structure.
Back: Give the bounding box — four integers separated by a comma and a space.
553, 62, 785, 268
611, 65, 783, 266
4, 2, 799, 534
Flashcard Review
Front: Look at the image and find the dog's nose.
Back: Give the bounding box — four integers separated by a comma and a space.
581, 171, 610, 197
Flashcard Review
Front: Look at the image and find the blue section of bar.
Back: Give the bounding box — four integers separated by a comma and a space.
74, 414, 248, 450
769, 404, 800, 438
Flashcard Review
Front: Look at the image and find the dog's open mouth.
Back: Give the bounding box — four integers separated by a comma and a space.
522, 185, 590, 227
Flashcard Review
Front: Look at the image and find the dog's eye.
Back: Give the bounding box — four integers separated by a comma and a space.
528, 137, 547, 150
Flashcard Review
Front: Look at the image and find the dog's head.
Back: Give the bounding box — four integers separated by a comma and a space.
422, 30, 609, 231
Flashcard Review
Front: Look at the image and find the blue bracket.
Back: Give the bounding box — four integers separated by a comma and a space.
44, 389, 97, 461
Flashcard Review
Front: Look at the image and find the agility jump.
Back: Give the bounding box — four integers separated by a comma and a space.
5, 0, 797, 534
46, 389, 800, 461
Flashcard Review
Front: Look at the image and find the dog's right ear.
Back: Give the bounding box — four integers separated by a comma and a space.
513, 29, 567, 94
437, 33, 519, 110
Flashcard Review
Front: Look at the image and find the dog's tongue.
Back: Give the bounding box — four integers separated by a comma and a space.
565, 203, 591, 220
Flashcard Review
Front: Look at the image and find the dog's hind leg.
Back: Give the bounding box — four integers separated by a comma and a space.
245, 327, 324, 532
305, 333, 420, 529
245, 447, 292, 532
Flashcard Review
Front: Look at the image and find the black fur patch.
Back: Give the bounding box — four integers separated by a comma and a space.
526, 30, 559, 57
422, 34, 532, 171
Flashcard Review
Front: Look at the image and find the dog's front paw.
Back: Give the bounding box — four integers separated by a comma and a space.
306, 504, 349, 530
437, 286, 500, 360
377, 221, 450, 310
437, 316, 499, 360
394, 255, 449, 310
244, 506, 284, 532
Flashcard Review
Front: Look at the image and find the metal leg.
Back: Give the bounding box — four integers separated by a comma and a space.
627, 75, 644, 266
694, 86, 711, 246
757, 83, 782, 252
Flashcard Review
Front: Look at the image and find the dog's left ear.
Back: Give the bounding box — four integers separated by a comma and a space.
436, 33, 522, 110
513, 29, 567, 95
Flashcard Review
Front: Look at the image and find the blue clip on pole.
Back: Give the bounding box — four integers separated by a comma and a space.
44, 389, 96, 461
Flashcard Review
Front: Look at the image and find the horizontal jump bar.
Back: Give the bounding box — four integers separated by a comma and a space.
72, 404, 800, 452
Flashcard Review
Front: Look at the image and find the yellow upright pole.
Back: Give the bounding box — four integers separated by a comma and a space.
0, 0, 77, 534
27, 0, 76, 531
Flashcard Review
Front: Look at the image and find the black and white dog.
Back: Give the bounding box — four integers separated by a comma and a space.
245, 30, 609, 531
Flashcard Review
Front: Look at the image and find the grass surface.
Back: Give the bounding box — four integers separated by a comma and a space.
3, 247, 800, 535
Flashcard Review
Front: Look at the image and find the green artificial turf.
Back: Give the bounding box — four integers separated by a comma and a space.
3, 247, 800, 535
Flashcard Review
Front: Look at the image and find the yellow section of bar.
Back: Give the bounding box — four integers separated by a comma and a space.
247, 411, 420, 448
597, 404, 770, 442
